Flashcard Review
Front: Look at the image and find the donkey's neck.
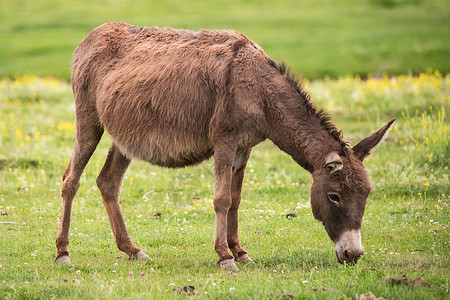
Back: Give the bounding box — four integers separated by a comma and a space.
266, 86, 343, 173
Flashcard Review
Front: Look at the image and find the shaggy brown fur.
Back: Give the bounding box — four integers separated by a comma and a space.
55, 22, 394, 269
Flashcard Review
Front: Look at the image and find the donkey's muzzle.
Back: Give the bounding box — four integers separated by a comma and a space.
336, 248, 364, 265
335, 229, 364, 265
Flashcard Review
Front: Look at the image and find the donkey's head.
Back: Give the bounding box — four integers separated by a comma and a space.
310, 119, 395, 264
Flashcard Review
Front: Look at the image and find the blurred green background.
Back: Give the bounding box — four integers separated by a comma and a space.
0, 0, 448, 79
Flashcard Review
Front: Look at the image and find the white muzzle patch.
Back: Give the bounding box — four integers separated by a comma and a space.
335, 229, 364, 264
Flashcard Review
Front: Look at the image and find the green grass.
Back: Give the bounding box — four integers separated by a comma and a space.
0, 74, 448, 299
0, 0, 449, 79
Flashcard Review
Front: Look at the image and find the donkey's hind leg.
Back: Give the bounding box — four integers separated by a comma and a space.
55, 123, 103, 263
96, 144, 150, 260
228, 149, 254, 264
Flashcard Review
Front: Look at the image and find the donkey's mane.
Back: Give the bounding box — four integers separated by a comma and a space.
269, 59, 347, 147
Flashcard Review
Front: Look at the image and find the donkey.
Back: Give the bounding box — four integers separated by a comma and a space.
55, 22, 395, 270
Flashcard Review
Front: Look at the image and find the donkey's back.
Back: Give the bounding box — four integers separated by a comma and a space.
71, 22, 267, 167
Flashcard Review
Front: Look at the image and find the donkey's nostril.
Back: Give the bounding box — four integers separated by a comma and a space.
342, 248, 364, 264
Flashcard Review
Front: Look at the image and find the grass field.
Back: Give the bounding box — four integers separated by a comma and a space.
0, 0, 449, 298
0, 72, 448, 299
0, 0, 449, 79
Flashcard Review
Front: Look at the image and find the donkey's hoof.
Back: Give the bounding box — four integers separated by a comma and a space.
217, 258, 239, 271
55, 255, 71, 264
131, 250, 151, 261
235, 253, 254, 264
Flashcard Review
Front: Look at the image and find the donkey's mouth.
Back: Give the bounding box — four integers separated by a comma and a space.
335, 229, 364, 265
335, 249, 361, 265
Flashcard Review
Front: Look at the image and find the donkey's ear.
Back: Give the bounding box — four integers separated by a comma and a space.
324, 152, 343, 174
353, 119, 396, 161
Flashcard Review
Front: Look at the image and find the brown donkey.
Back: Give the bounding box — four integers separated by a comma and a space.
55, 22, 395, 270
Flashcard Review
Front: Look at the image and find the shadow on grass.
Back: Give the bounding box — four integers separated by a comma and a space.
257, 250, 336, 270
0, 158, 51, 170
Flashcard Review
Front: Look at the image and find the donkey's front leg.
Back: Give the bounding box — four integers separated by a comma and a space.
97, 145, 150, 261
213, 141, 237, 271
228, 149, 253, 264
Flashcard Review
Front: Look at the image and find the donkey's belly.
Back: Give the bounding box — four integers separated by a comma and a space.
122, 142, 214, 168
109, 126, 214, 168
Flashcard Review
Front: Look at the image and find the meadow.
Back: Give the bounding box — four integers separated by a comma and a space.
0, 0, 449, 298
0, 71, 448, 299
0, 0, 449, 79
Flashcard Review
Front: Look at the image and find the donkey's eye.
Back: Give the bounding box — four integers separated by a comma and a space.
327, 192, 341, 204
